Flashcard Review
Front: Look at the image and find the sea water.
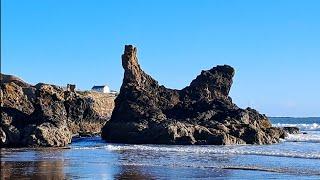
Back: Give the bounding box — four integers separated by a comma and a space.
1, 117, 320, 179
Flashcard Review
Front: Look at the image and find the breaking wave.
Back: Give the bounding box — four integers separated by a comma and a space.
285, 133, 320, 143
101, 144, 320, 159
273, 123, 320, 131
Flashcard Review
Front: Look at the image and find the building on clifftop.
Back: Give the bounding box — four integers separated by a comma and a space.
91, 85, 110, 93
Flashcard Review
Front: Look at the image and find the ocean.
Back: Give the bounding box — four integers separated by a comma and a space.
1, 117, 319, 179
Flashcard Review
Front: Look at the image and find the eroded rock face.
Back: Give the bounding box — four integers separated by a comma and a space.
102, 45, 286, 145
67, 91, 116, 135
1, 74, 115, 147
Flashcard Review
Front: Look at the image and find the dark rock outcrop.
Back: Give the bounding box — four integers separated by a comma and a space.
102, 45, 286, 145
1, 74, 115, 147
282, 127, 300, 134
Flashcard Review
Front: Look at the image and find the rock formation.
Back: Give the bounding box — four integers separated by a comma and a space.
0, 74, 115, 147
102, 45, 286, 145
282, 127, 300, 134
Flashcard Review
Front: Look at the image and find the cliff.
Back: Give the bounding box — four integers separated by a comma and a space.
0, 74, 115, 147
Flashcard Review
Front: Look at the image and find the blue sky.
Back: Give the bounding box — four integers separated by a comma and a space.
2, 0, 320, 117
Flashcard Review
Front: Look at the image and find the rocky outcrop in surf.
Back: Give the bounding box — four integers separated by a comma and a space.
0, 74, 115, 147
102, 45, 286, 145
282, 127, 300, 134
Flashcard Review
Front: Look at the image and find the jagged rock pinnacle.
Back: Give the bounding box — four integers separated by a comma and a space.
102, 45, 286, 145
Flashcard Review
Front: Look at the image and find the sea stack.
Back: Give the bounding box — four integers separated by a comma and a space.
102, 45, 286, 145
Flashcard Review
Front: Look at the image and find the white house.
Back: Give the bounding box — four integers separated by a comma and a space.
91, 85, 110, 93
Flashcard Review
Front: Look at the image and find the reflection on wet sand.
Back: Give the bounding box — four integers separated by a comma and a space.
2, 136, 319, 179
114, 165, 154, 180
0, 142, 232, 180
1, 160, 155, 180
1, 160, 70, 180
104, 144, 233, 179
112, 150, 231, 179
114, 164, 232, 179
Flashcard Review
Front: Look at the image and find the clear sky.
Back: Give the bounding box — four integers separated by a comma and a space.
2, 0, 319, 117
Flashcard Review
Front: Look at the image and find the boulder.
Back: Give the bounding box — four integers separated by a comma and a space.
282, 127, 300, 134
102, 45, 286, 145
22, 123, 72, 147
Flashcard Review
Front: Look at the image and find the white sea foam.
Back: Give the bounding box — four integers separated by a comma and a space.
273, 123, 320, 131
285, 133, 320, 143
103, 144, 320, 159
72, 147, 100, 150
72, 136, 320, 159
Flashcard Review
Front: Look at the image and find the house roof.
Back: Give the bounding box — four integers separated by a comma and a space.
92, 85, 108, 89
